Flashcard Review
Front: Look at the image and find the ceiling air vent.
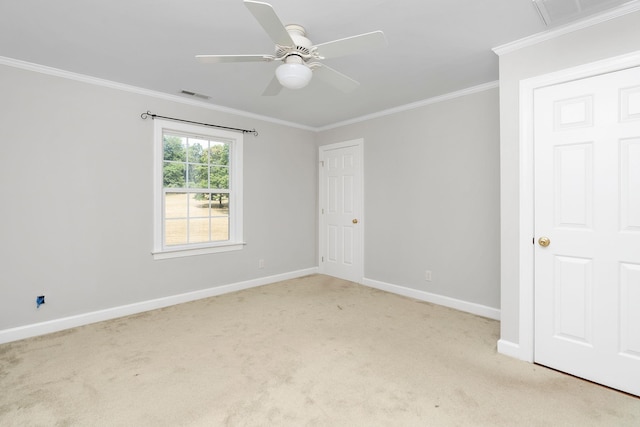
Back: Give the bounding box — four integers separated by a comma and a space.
532, 0, 634, 26
180, 90, 210, 100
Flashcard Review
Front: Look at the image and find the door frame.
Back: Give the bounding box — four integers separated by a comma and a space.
318, 139, 365, 283
515, 50, 640, 362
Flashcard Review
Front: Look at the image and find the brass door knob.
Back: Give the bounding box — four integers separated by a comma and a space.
538, 237, 551, 247
352, 219, 358, 224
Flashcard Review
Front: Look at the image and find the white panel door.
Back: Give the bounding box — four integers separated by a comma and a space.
319, 141, 363, 283
534, 66, 640, 396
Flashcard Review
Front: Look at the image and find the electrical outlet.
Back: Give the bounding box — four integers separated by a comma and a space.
425, 270, 432, 281
258, 259, 265, 269
36, 295, 45, 308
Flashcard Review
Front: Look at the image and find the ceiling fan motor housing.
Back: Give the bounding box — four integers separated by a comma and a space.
276, 24, 312, 61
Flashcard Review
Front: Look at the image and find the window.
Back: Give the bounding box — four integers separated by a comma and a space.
153, 119, 243, 259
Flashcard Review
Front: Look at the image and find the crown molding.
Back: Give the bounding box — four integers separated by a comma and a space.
2, 55, 499, 133
317, 81, 499, 132
493, 1, 640, 56
0, 56, 316, 132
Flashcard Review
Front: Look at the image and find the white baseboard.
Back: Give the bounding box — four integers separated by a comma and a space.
0, 267, 318, 345
362, 277, 501, 320
497, 339, 532, 362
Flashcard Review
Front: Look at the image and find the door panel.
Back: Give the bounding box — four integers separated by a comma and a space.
620, 263, 640, 358
554, 142, 593, 228
534, 66, 640, 396
553, 256, 593, 345
621, 138, 640, 231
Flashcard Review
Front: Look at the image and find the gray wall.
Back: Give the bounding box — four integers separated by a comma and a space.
0, 64, 317, 330
317, 88, 501, 309
0, 51, 502, 333
498, 11, 640, 345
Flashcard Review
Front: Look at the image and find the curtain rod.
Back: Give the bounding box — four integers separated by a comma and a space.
141, 111, 258, 137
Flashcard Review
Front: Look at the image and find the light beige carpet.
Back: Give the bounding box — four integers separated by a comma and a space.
1, 274, 638, 426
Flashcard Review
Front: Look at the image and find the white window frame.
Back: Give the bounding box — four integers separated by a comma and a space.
152, 119, 243, 260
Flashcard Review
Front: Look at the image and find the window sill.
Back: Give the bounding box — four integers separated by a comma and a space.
152, 242, 245, 260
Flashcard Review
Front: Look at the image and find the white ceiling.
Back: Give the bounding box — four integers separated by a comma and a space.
0, 0, 635, 128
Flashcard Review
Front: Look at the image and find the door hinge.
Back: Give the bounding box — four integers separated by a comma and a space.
322, 208, 324, 214
320, 161, 325, 167
321, 256, 324, 262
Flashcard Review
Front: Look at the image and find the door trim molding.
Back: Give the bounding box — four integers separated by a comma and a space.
318, 139, 365, 283
516, 50, 640, 362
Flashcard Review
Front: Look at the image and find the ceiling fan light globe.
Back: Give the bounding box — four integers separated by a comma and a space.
275, 63, 312, 89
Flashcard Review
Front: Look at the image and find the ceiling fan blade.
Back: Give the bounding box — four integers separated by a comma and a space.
262, 75, 282, 96
313, 64, 360, 93
244, 0, 294, 47
195, 54, 275, 64
314, 31, 387, 59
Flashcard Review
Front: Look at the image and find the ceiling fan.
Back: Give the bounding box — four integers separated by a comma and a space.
196, 0, 388, 95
